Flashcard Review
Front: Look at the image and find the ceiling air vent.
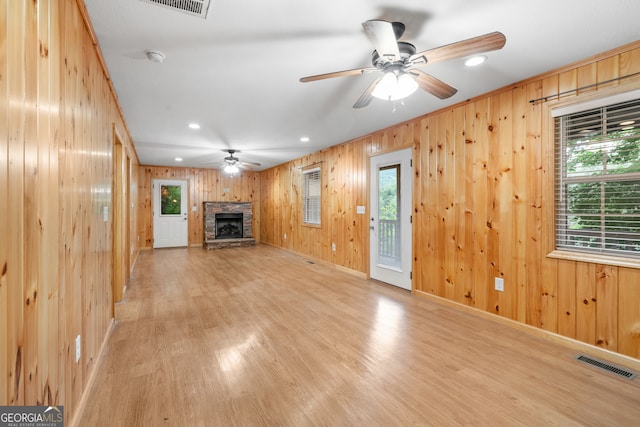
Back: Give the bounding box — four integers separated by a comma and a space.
139, 0, 211, 19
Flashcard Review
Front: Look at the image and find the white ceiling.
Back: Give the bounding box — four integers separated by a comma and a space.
84, 0, 640, 171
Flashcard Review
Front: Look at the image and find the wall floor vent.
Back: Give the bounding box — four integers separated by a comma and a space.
139, 0, 211, 19
576, 355, 637, 379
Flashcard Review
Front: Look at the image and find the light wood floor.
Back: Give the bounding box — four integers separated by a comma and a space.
77, 245, 640, 426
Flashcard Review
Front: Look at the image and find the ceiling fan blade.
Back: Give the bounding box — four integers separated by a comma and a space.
300, 67, 375, 82
409, 31, 506, 65
362, 20, 400, 61
239, 161, 261, 167
353, 77, 382, 109
408, 70, 458, 99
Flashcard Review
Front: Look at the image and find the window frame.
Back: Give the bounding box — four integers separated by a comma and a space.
550, 90, 640, 266
302, 166, 321, 227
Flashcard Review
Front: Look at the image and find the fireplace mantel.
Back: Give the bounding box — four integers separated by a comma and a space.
203, 201, 255, 249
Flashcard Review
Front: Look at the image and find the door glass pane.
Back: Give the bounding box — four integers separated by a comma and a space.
161, 185, 182, 215
378, 165, 401, 268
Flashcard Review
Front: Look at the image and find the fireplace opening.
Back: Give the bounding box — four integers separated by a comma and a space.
215, 213, 243, 239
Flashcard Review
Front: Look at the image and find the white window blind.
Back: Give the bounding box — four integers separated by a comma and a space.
303, 168, 321, 225
555, 97, 640, 258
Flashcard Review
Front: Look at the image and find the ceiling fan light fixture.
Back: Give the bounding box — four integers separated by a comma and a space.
371, 72, 418, 101
224, 164, 239, 174
465, 55, 487, 67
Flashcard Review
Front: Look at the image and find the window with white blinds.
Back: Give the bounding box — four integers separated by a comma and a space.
555, 97, 640, 258
303, 167, 321, 225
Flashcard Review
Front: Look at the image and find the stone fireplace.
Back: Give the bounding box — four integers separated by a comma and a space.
203, 201, 255, 249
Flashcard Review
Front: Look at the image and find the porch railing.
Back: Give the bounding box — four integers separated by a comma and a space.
379, 219, 400, 259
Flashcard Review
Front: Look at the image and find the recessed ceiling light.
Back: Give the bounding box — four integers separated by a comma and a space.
189, 123, 200, 129
175, 157, 183, 162
465, 55, 487, 67
620, 120, 635, 126
300, 137, 310, 142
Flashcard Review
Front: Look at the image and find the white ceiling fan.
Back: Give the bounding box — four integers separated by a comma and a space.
300, 19, 506, 108
220, 149, 261, 174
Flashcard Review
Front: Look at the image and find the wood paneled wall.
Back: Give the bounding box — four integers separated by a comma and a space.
260, 43, 640, 359
260, 136, 406, 273
137, 166, 261, 248
413, 45, 640, 359
1, 0, 139, 422
4, 2, 637, 424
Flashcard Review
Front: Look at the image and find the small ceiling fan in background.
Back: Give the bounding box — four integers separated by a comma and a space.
300, 20, 506, 108
219, 149, 261, 174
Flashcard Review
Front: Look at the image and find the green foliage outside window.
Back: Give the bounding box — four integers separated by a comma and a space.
161, 185, 182, 215
379, 167, 398, 220
562, 127, 640, 255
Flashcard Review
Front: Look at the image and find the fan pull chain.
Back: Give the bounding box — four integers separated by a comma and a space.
391, 98, 407, 113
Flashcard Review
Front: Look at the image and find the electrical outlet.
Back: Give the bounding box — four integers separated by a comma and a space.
331, 242, 336, 252
495, 277, 504, 292
75, 335, 81, 363
283, 233, 287, 240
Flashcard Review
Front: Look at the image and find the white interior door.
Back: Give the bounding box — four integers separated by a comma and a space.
153, 179, 188, 248
369, 149, 412, 290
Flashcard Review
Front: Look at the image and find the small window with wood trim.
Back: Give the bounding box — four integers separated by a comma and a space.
554, 97, 640, 258
303, 167, 321, 226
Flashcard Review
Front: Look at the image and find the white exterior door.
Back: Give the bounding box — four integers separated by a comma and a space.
369, 148, 412, 290
153, 179, 188, 248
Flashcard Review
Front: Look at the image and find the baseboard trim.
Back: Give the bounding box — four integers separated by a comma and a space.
68, 317, 115, 427
413, 289, 640, 372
